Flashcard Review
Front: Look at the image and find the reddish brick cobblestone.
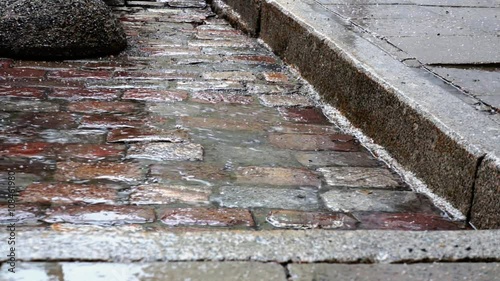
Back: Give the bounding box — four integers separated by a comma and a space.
190, 92, 254, 105
269, 133, 359, 151
130, 184, 210, 205
160, 208, 254, 227
48, 89, 121, 101
0, 68, 46, 80
20, 183, 117, 205
47, 70, 112, 80
236, 166, 321, 187
68, 101, 138, 114
0, 87, 45, 99
42, 205, 156, 225
0, 3, 466, 232
264, 210, 358, 230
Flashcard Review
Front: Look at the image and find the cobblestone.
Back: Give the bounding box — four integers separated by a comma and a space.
47, 70, 112, 80
235, 166, 321, 187
1, 100, 59, 112
179, 116, 266, 131
354, 212, 468, 231
212, 186, 319, 210
190, 92, 254, 104
0, 87, 45, 99
176, 81, 245, 91
68, 101, 138, 114
268, 123, 339, 135
42, 205, 156, 225
54, 162, 146, 184
1, 142, 125, 160
20, 183, 117, 205
0, 204, 42, 225
39, 129, 107, 144
150, 163, 230, 183
0, 68, 46, 80
19, 112, 79, 129
130, 184, 210, 205
269, 133, 359, 151
122, 89, 188, 102
295, 151, 380, 168
259, 94, 314, 107
263, 72, 289, 83
55, 144, 126, 161
318, 167, 401, 188
80, 115, 149, 129
160, 207, 254, 227
264, 210, 358, 230
48, 88, 121, 101
127, 142, 204, 161
279, 107, 330, 124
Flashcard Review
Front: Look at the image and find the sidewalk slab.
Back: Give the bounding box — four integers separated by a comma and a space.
0, 262, 286, 281
288, 263, 500, 281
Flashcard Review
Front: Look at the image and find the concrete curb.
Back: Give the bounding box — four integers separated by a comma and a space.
2, 227, 499, 263
209, 0, 499, 229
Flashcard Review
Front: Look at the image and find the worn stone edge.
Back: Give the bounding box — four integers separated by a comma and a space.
209, 0, 499, 228
208, 0, 259, 36
1, 228, 499, 263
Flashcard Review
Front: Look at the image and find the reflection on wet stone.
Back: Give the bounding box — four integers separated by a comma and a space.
160, 207, 254, 227
130, 184, 210, 205
55, 162, 146, 184
20, 183, 117, 205
212, 186, 319, 210
107, 128, 190, 143
42, 205, 155, 225
127, 142, 204, 161
235, 166, 322, 187
265, 210, 358, 230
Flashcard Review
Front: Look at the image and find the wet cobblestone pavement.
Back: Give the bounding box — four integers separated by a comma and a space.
0, 1, 470, 236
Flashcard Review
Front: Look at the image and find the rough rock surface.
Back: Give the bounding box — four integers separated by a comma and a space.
0, 0, 127, 59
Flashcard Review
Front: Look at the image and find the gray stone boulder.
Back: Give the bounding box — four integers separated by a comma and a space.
0, 0, 127, 60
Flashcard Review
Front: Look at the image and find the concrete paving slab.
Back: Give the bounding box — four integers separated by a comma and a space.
288, 263, 500, 281
0, 262, 287, 281
387, 35, 500, 64
321, 189, 428, 212
355, 18, 480, 36
428, 66, 500, 108
411, 0, 500, 7
324, 4, 440, 19
1, 227, 499, 263
316, 0, 413, 4
318, 1, 500, 105
422, 7, 500, 34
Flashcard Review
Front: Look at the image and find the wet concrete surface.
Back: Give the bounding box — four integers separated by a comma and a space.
319, 0, 500, 110
0, 0, 470, 234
